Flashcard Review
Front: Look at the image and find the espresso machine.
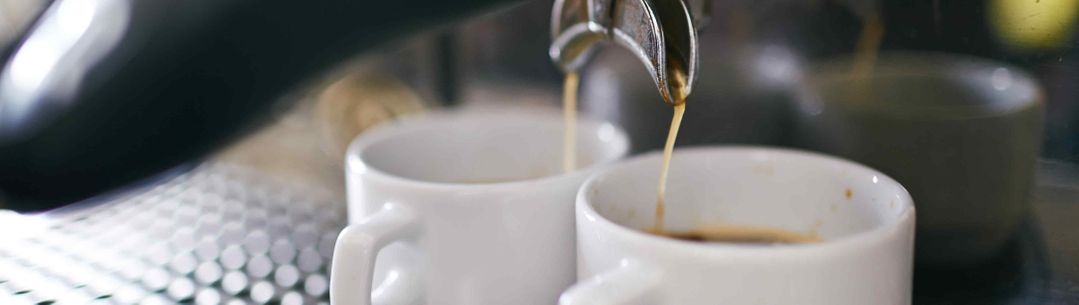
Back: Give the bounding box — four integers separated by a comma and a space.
1, 0, 1079, 304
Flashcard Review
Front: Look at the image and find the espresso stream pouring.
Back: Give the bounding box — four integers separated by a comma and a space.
551, 0, 704, 233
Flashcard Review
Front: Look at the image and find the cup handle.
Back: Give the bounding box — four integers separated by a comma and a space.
330, 203, 420, 305
559, 260, 662, 305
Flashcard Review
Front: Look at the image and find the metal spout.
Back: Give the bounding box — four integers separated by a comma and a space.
550, 0, 702, 105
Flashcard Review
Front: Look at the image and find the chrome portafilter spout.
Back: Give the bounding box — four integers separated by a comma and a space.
550, 0, 706, 105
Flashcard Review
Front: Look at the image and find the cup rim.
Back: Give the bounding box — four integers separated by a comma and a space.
346, 108, 630, 190
576, 146, 915, 257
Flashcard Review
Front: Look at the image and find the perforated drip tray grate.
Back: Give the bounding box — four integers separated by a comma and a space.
0, 163, 346, 305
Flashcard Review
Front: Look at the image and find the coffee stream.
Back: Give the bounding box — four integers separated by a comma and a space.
563, 73, 580, 173
851, 13, 884, 79
557, 67, 687, 234
654, 102, 686, 233
849, 13, 884, 103
654, 60, 692, 234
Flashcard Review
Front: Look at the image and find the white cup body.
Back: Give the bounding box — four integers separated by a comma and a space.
567, 147, 915, 305
332, 108, 629, 305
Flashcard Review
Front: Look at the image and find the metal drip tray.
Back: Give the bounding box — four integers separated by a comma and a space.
0, 163, 346, 305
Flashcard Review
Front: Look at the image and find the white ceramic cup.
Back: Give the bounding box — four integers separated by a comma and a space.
331, 109, 629, 305
564, 147, 915, 305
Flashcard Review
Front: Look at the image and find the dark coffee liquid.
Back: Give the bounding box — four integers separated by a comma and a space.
647, 225, 820, 245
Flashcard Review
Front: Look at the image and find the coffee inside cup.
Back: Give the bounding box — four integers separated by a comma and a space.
646, 224, 820, 245
584, 148, 902, 247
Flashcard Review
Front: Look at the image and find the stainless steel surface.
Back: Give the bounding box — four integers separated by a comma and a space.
550, 0, 700, 105
0, 163, 345, 305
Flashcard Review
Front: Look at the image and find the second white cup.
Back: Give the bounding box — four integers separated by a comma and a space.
331, 108, 629, 305
564, 147, 915, 305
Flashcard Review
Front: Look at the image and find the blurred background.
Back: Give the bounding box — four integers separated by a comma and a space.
1, 0, 1079, 304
